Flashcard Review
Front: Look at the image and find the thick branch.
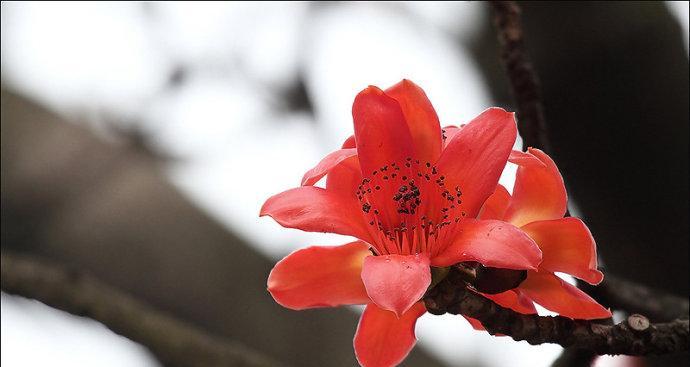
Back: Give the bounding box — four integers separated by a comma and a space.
0, 252, 285, 367
424, 268, 689, 356
489, 1, 551, 153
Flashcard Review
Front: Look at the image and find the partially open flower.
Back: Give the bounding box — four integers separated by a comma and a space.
468, 148, 611, 328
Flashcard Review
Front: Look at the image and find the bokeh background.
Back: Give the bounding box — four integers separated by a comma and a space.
1, 2, 688, 367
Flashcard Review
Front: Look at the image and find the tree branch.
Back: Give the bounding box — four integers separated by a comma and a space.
0, 252, 285, 367
424, 267, 689, 356
489, 0, 551, 153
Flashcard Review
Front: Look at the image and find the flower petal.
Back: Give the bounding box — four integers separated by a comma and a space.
267, 242, 372, 309
508, 149, 546, 167
505, 148, 567, 227
361, 254, 431, 317
481, 289, 537, 315
342, 134, 357, 149
435, 108, 517, 217
385, 79, 442, 164
326, 155, 362, 198
352, 86, 416, 229
354, 302, 426, 367
463, 316, 486, 331
353, 86, 416, 176
519, 272, 612, 320
301, 148, 358, 186
521, 218, 603, 284
441, 125, 462, 149
478, 184, 512, 220
432, 219, 541, 270
260, 186, 372, 242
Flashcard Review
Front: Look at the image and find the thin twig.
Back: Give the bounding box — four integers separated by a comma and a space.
0, 252, 285, 367
424, 268, 689, 356
489, 1, 551, 153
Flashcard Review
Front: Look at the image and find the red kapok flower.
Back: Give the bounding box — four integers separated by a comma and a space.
470, 148, 611, 326
261, 79, 542, 367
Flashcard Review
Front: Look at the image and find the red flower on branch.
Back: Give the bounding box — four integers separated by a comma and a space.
466, 148, 611, 326
261, 79, 543, 366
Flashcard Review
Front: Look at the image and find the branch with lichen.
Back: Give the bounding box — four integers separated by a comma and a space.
0, 252, 285, 367
424, 267, 689, 356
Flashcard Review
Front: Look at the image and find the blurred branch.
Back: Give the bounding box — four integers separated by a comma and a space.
580, 275, 690, 322
489, 1, 550, 153
0, 252, 286, 367
424, 267, 689, 356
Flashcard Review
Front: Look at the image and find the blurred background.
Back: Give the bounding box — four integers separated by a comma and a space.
1, 2, 688, 366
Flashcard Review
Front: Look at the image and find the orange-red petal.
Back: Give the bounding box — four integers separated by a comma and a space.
301, 148, 358, 186
361, 254, 431, 317
432, 219, 541, 270
354, 302, 426, 367
260, 186, 373, 243
342, 134, 357, 149
478, 184, 512, 220
352, 86, 416, 228
326, 155, 362, 198
385, 79, 442, 164
521, 218, 603, 285
353, 86, 416, 176
508, 149, 546, 167
267, 241, 372, 309
481, 289, 537, 315
441, 125, 462, 149
463, 316, 486, 331
505, 148, 567, 227
519, 272, 612, 320
435, 108, 517, 218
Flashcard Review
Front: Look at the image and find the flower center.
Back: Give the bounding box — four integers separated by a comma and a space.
356, 157, 466, 257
